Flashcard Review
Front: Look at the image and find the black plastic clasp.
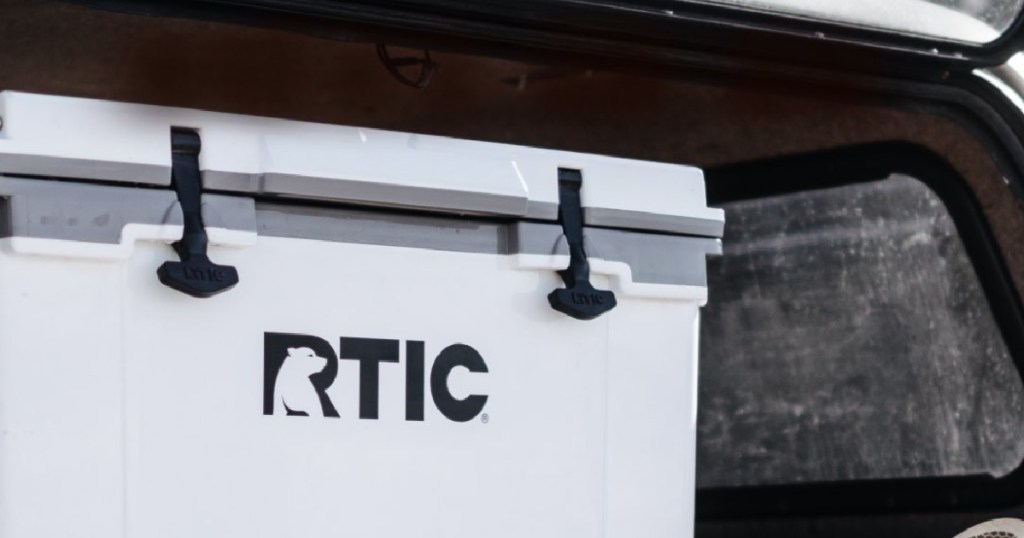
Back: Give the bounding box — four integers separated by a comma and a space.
156, 128, 239, 298
547, 168, 617, 320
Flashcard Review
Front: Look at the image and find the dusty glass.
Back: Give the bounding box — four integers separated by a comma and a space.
697, 174, 1024, 488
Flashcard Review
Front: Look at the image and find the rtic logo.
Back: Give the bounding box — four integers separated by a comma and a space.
571, 292, 607, 305
182, 266, 227, 282
263, 332, 488, 422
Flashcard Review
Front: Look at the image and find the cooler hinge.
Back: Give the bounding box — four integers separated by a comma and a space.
156, 128, 240, 298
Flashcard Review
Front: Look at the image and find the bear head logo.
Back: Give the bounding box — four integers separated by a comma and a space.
272, 346, 331, 417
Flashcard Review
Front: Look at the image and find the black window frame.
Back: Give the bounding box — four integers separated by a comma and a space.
697, 141, 1024, 519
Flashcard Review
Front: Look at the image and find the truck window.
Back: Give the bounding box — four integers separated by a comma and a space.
697, 171, 1024, 489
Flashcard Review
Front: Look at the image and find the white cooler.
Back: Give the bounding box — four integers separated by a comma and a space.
0, 92, 723, 538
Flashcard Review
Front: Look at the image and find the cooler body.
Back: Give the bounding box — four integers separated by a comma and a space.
0, 92, 723, 538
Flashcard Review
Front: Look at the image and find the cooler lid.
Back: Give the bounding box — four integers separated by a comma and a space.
0, 92, 723, 238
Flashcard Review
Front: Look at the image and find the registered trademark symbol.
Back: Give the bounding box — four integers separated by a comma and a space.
481, 413, 489, 424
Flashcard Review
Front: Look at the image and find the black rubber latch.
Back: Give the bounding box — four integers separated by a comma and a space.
547, 168, 617, 320
156, 128, 239, 298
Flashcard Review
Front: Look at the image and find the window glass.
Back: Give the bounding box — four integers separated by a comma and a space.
696, 174, 1024, 488
681, 0, 1019, 44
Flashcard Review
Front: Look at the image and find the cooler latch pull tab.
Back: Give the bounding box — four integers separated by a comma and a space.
157, 128, 239, 298
547, 168, 617, 320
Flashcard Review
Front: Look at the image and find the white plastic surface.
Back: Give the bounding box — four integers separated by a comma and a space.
0, 90, 714, 538
0, 92, 723, 233
0, 92, 171, 185
0, 235, 702, 538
